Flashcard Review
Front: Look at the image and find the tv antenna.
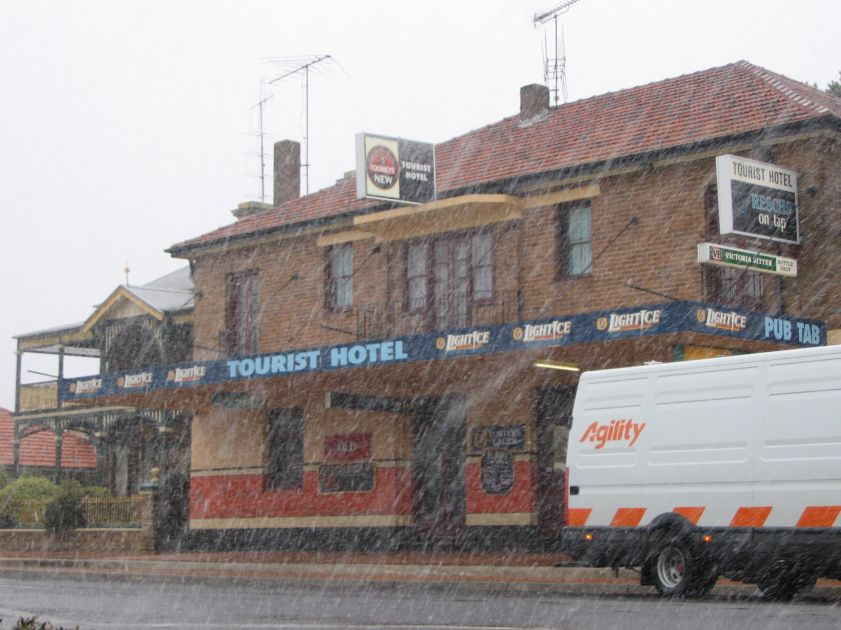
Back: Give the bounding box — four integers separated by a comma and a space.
534, 0, 583, 106
250, 89, 274, 204
263, 54, 332, 196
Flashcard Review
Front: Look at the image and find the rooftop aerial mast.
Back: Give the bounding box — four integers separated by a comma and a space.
534, 0, 583, 106
251, 55, 333, 202
267, 55, 331, 196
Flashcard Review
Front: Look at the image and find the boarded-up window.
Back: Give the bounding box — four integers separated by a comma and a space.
407, 241, 428, 310
328, 243, 353, 308
224, 270, 259, 356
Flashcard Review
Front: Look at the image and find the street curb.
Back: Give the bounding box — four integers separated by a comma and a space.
0, 557, 839, 602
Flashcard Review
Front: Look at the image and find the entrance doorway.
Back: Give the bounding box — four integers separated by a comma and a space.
535, 386, 575, 539
411, 395, 467, 542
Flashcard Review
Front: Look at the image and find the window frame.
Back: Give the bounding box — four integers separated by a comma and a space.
403, 229, 496, 320
264, 407, 304, 492
703, 265, 766, 311
556, 201, 593, 279
405, 240, 429, 312
326, 243, 354, 310
224, 269, 260, 356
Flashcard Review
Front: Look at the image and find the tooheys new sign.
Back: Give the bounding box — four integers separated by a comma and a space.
715, 154, 799, 244
355, 133, 435, 204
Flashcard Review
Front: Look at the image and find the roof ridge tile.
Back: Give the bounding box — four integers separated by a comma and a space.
738, 60, 832, 115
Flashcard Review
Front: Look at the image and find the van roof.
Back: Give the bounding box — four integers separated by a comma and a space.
580, 345, 840, 381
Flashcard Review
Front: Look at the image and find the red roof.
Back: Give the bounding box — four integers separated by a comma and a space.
170, 61, 841, 253
0, 408, 97, 470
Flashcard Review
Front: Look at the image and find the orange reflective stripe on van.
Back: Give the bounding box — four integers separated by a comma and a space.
797, 506, 841, 528
672, 506, 705, 525
567, 508, 592, 526
730, 506, 772, 527
610, 507, 646, 527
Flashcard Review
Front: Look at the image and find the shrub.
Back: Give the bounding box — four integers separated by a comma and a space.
42, 481, 110, 534
0, 476, 60, 529
80, 484, 110, 498
44, 483, 87, 534
0, 468, 12, 491
11, 615, 78, 629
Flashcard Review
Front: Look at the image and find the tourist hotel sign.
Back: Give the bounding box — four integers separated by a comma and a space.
355, 133, 435, 204
697, 242, 798, 277
715, 154, 799, 244
60, 301, 826, 402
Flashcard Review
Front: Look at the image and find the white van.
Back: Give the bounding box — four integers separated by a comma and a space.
562, 344, 841, 599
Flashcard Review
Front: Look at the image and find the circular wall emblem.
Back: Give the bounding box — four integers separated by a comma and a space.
166, 370, 175, 382
512, 327, 524, 341
435, 337, 446, 350
480, 450, 514, 495
366, 145, 399, 190
68, 383, 77, 393
117, 377, 125, 387
596, 317, 608, 331
696, 308, 707, 323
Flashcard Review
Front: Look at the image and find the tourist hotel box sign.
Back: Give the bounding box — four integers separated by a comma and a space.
715, 154, 799, 244
60, 301, 825, 401
355, 133, 435, 204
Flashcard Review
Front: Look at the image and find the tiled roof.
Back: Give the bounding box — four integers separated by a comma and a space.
169, 175, 378, 253
0, 408, 97, 470
170, 61, 841, 254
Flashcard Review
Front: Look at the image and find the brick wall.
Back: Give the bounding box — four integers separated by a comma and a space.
191, 135, 840, 363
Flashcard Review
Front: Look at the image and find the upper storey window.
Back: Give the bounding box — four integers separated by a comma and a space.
557, 202, 592, 277
405, 231, 494, 330
224, 269, 259, 356
328, 243, 353, 309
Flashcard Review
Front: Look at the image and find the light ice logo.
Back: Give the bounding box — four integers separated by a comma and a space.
514, 320, 572, 343
118, 372, 154, 389
438, 330, 490, 352
167, 366, 206, 384
69, 377, 103, 395
698, 308, 747, 332
600, 309, 662, 333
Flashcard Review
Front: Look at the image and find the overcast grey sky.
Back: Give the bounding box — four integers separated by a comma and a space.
1, 0, 839, 410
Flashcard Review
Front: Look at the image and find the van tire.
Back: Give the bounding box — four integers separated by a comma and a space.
686, 564, 718, 598
648, 534, 710, 598
758, 562, 814, 601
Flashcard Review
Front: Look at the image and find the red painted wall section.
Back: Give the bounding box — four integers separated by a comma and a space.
466, 460, 535, 514
191, 467, 413, 520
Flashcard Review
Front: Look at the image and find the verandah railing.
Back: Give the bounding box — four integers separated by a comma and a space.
17, 495, 145, 529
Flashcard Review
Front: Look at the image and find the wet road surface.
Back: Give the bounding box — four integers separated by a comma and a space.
0, 574, 838, 630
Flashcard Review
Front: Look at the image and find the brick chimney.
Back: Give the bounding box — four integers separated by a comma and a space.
520, 84, 550, 120
274, 139, 301, 206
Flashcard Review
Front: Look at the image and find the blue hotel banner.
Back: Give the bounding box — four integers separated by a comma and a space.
59, 301, 826, 401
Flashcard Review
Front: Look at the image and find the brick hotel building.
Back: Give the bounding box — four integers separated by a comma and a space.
27, 61, 841, 549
